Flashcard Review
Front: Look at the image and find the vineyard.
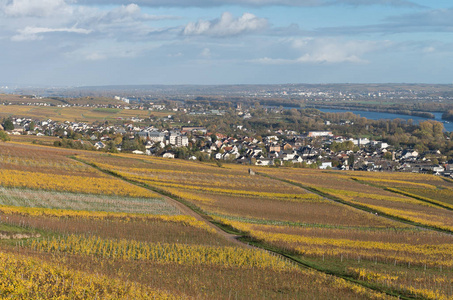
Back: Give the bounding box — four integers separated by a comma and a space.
0, 104, 166, 123
0, 142, 452, 299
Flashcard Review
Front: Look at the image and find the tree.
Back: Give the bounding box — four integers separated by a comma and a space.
348, 153, 355, 167
175, 147, 189, 159
383, 152, 392, 160
2, 119, 14, 131
0, 131, 10, 141
113, 136, 123, 145
106, 141, 119, 153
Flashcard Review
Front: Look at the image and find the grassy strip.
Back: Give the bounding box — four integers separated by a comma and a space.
0, 222, 41, 239
0, 219, 71, 248
258, 172, 453, 235
350, 177, 453, 213
350, 177, 390, 189
208, 213, 418, 232
385, 188, 453, 211
441, 177, 453, 184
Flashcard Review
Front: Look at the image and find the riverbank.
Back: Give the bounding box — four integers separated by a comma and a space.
316, 108, 452, 132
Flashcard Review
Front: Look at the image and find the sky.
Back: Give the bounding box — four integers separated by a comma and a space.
0, 0, 452, 87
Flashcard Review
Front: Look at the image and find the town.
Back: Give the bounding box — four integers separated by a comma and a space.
2, 99, 452, 178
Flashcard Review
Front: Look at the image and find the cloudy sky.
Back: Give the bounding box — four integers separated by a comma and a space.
0, 0, 452, 86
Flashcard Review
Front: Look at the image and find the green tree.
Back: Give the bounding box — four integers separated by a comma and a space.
3, 119, 14, 131
0, 131, 10, 141
383, 152, 392, 160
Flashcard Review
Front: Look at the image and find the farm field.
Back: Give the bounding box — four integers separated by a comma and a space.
76, 151, 453, 299
0, 104, 169, 123
0, 142, 397, 299
261, 168, 453, 232
9, 134, 61, 146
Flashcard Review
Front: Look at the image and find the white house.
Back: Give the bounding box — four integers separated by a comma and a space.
308, 131, 333, 138
94, 141, 105, 149
319, 162, 333, 169
255, 158, 273, 166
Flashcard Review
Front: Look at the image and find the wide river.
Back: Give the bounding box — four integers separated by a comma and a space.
318, 108, 453, 132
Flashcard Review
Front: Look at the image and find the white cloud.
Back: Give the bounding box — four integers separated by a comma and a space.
253, 38, 391, 64
292, 38, 372, 63
12, 26, 92, 41
74, 4, 177, 40
2, 0, 73, 17
99, 3, 173, 22
4, 1, 177, 44
65, 40, 157, 61
183, 12, 268, 37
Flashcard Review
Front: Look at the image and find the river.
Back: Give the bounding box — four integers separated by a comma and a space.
318, 108, 453, 132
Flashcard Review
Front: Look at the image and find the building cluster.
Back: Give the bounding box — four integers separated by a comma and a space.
4, 116, 453, 177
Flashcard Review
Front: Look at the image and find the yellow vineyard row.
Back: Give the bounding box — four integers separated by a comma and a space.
314, 188, 453, 232
319, 188, 439, 208
0, 251, 176, 299
0, 169, 159, 198
349, 268, 451, 300
123, 173, 323, 201
0, 155, 88, 171
113, 169, 302, 194
93, 162, 249, 179
357, 203, 453, 232
31, 234, 294, 271
215, 218, 453, 267
347, 171, 445, 182
351, 177, 437, 189
387, 188, 453, 210
0, 205, 214, 233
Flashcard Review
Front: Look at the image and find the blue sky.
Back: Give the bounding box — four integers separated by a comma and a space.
0, 0, 452, 87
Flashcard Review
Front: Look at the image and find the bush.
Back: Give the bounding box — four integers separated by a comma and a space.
0, 130, 10, 141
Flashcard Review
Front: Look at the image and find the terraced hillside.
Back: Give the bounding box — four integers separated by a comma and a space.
0, 142, 452, 299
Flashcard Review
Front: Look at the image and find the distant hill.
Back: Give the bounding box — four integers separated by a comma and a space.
13, 83, 453, 99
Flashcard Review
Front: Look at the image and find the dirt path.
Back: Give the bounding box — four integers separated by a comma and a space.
157, 192, 250, 248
